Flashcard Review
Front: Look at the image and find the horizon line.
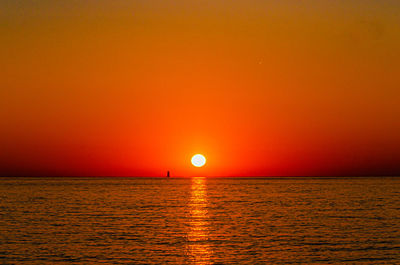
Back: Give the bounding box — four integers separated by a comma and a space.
1, 175, 399, 178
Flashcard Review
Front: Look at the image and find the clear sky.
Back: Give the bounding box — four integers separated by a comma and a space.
1, 0, 400, 176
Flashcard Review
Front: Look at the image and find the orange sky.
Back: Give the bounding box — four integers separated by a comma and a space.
1, 0, 400, 176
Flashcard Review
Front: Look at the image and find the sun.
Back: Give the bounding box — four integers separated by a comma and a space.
191, 154, 206, 167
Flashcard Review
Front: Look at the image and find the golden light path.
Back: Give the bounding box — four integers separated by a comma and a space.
187, 177, 212, 264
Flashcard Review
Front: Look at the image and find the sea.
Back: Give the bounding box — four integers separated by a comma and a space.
0, 177, 399, 264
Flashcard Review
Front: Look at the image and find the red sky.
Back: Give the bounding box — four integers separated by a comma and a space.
1, 0, 400, 176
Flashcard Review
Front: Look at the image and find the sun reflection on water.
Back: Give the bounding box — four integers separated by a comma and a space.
187, 177, 212, 265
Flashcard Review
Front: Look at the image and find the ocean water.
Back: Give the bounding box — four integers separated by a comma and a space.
0, 177, 399, 264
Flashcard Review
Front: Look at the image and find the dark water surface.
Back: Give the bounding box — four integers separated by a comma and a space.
1, 177, 399, 264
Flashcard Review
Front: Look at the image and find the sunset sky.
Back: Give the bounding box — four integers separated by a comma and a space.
1, 0, 400, 177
